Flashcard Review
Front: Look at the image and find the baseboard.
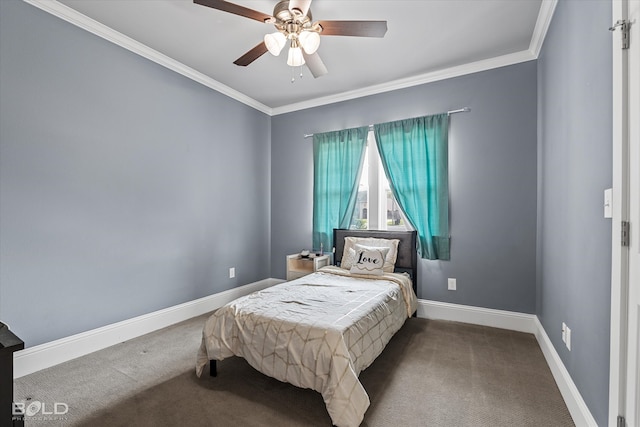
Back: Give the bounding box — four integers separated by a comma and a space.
416, 299, 596, 426
13, 278, 282, 378
533, 317, 598, 427
13, 288, 598, 426
416, 299, 537, 333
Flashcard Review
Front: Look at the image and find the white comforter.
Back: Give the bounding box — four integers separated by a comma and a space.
195, 266, 417, 427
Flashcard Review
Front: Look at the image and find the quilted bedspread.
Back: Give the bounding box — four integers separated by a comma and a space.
195, 266, 417, 427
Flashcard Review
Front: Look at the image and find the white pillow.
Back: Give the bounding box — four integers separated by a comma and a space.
341, 247, 357, 270
342, 237, 400, 272
350, 247, 388, 276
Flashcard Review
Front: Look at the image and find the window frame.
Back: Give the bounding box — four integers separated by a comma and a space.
351, 131, 411, 231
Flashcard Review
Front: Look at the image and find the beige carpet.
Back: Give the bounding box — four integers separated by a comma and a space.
14, 315, 574, 426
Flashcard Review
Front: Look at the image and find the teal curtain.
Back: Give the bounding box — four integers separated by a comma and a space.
313, 126, 368, 252
374, 114, 449, 259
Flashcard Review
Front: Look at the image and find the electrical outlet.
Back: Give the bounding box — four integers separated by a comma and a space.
229, 267, 235, 279
447, 278, 456, 291
565, 325, 571, 351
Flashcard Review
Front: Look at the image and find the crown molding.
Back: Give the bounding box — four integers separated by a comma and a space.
529, 0, 559, 58
273, 0, 558, 116
24, 0, 557, 117
23, 0, 273, 115
271, 0, 558, 115
271, 49, 536, 116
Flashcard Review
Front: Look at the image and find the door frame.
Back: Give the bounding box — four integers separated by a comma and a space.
609, 0, 635, 425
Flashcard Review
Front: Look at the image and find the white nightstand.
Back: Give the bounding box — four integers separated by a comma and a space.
286, 254, 330, 280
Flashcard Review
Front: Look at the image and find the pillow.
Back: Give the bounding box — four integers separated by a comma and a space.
341, 247, 357, 270
349, 246, 389, 276
342, 244, 389, 270
341, 237, 400, 272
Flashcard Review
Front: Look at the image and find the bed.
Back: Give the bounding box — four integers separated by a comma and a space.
195, 229, 418, 427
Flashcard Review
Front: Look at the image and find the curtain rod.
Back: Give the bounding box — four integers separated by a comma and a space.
303, 107, 470, 139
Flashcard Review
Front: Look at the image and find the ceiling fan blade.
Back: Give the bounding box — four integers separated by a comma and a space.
317, 20, 388, 37
289, 0, 312, 18
194, 0, 272, 23
303, 52, 328, 78
233, 41, 269, 66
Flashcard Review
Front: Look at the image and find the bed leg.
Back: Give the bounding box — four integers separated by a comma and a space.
210, 360, 217, 377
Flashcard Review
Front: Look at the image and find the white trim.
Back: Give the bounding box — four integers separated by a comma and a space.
417, 299, 597, 426
22, 0, 272, 115
528, 0, 558, 58
14, 292, 598, 426
13, 278, 282, 378
23, 0, 557, 116
271, 50, 536, 116
609, 0, 630, 425
416, 299, 537, 333
534, 317, 599, 427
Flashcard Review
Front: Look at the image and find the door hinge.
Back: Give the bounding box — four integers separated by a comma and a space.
617, 415, 626, 427
610, 19, 630, 49
622, 221, 630, 247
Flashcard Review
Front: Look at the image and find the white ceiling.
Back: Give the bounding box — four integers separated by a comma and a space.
32, 0, 553, 114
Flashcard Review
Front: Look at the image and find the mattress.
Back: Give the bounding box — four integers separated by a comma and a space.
196, 266, 417, 427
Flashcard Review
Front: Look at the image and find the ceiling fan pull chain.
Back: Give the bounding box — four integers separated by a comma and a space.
291, 66, 295, 83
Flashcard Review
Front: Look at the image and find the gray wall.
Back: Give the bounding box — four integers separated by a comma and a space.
271, 61, 538, 314
0, 0, 614, 423
537, 1, 612, 425
0, 0, 271, 347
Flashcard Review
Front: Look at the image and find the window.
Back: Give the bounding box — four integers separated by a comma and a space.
350, 131, 410, 231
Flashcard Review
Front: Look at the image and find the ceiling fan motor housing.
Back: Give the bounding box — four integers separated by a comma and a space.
273, 0, 314, 35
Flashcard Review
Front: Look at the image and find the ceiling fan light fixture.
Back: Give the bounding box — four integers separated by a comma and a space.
287, 46, 305, 67
264, 31, 287, 56
299, 30, 320, 54
194, 0, 389, 78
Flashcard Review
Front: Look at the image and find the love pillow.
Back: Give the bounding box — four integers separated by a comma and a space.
349, 246, 389, 276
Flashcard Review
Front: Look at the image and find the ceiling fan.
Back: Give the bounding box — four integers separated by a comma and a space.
193, 0, 388, 79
